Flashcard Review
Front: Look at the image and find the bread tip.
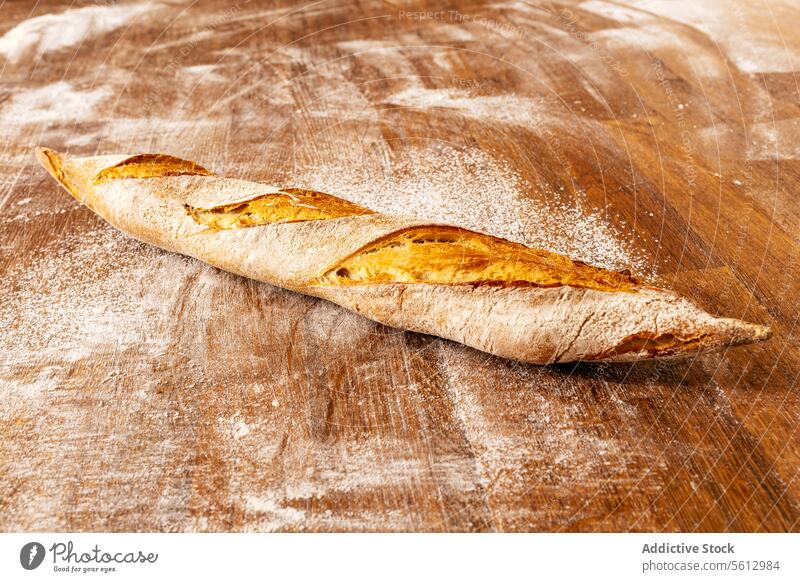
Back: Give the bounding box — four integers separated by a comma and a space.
34, 146, 87, 204
35, 145, 59, 156
35, 146, 54, 172
35, 146, 63, 172
753, 324, 772, 342
35, 145, 52, 162
726, 319, 772, 346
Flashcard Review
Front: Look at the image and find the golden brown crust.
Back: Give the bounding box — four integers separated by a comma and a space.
314, 225, 640, 292
123, 158, 643, 292
185, 188, 375, 229
36, 147, 82, 200
93, 154, 213, 183
183, 189, 640, 292
586, 332, 710, 360
34, 146, 773, 364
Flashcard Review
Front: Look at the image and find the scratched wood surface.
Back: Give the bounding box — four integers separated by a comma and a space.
1, 0, 798, 532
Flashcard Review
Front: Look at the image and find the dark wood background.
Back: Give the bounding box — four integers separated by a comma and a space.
1, 0, 798, 532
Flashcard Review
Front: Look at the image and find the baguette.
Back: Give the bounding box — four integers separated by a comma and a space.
35, 147, 771, 364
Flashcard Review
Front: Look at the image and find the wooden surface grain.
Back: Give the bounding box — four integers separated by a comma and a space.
1, 0, 798, 532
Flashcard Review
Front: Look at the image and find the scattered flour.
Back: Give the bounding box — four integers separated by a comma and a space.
227, 416, 254, 439
578, 0, 653, 25
292, 143, 649, 274
242, 494, 307, 532
0, 225, 209, 366
747, 119, 800, 161
0, 3, 156, 64
589, 24, 676, 52
1, 81, 110, 124
181, 64, 226, 82
624, 0, 800, 73
387, 87, 551, 128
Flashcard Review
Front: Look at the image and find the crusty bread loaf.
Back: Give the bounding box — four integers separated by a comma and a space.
36, 147, 772, 364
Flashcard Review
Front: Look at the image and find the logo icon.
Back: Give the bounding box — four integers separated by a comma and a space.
20, 542, 46, 570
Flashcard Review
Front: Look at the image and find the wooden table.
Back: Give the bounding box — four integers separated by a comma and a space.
1, 0, 798, 532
